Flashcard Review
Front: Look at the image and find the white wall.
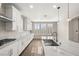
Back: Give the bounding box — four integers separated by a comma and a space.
57, 19, 68, 43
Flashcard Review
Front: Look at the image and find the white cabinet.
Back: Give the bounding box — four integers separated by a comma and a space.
27, 19, 32, 30
69, 17, 79, 43
22, 16, 27, 31
17, 39, 27, 55
0, 4, 23, 31
0, 42, 18, 56
4, 4, 16, 21
17, 33, 34, 55
17, 40, 23, 55
0, 45, 13, 56
22, 16, 32, 31
11, 42, 18, 56
6, 21, 17, 31
0, 33, 34, 56
0, 48, 10, 56
0, 3, 6, 16
0, 4, 12, 22
5, 5, 23, 31
5, 5, 17, 31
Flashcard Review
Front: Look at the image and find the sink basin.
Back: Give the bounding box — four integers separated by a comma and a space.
0, 39, 16, 46
43, 40, 59, 46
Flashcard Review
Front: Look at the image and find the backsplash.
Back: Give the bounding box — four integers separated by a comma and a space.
0, 21, 6, 32
0, 21, 6, 39
0, 21, 30, 40
0, 21, 19, 40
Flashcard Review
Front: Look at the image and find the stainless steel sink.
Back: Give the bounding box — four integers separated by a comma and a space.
43, 40, 59, 46
0, 39, 16, 46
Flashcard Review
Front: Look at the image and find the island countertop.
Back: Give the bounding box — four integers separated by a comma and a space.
42, 39, 79, 56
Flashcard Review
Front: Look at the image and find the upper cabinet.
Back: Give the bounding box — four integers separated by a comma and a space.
0, 3, 23, 31
4, 4, 17, 21
27, 19, 32, 30
5, 4, 23, 31
0, 3, 5, 16
0, 3, 12, 22
22, 15, 32, 31
22, 15, 27, 31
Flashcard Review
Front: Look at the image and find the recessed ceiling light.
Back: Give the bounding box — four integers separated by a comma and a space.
52, 5, 57, 8
29, 5, 34, 8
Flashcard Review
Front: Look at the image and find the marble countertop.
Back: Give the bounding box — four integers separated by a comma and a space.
0, 31, 34, 49
42, 39, 79, 56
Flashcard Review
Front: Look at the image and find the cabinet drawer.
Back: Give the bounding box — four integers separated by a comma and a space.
0, 46, 11, 56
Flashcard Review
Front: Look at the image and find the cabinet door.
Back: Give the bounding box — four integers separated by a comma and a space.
4, 4, 12, 19
13, 6, 23, 32
0, 42, 18, 56
6, 21, 17, 31
69, 18, 79, 43
27, 19, 32, 30
23, 19, 27, 31
0, 46, 11, 56
11, 42, 18, 56
4, 4, 16, 21
0, 3, 6, 15
73, 19, 79, 42
5, 6, 19, 31
12, 6, 18, 21
17, 40, 23, 55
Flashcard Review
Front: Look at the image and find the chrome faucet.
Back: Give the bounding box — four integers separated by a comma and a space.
52, 32, 58, 42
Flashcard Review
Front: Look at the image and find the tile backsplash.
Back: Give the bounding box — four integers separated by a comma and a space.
0, 21, 17, 40
0, 21, 6, 32
0, 20, 31, 40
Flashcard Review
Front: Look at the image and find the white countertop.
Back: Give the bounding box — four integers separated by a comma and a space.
43, 39, 79, 56
0, 31, 34, 49
44, 46, 73, 56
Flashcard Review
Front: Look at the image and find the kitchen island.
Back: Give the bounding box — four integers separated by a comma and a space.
42, 39, 79, 56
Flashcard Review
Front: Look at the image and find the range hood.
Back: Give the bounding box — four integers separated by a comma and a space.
0, 15, 13, 22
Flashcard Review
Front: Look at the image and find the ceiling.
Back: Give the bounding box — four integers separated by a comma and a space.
14, 3, 79, 22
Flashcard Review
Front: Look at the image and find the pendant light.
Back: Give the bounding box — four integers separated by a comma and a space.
68, 1, 70, 21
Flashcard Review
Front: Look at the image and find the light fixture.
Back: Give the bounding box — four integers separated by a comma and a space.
52, 5, 57, 8
67, 2, 70, 21
57, 6, 60, 22
29, 5, 34, 8
54, 6, 61, 42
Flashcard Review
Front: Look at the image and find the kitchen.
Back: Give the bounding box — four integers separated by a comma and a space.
0, 3, 79, 56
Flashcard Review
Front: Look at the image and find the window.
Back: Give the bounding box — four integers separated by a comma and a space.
40, 23, 46, 30
34, 23, 40, 30
47, 24, 53, 28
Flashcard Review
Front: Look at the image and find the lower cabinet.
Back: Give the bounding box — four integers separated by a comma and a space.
17, 40, 23, 55
0, 47, 11, 56
0, 45, 13, 56
11, 42, 18, 56
0, 42, 18, 56
0, 34, 34, 56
